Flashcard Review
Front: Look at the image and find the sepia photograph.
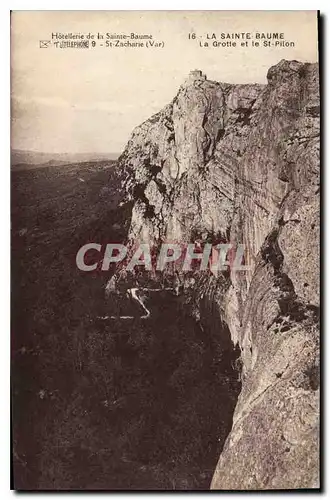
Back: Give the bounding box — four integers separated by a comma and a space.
10, 10, 320, 491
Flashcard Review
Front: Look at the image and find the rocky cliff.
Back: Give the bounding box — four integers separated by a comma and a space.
116, 60, 320, 489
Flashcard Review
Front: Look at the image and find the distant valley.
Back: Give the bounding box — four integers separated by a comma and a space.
11, 149, 119, 170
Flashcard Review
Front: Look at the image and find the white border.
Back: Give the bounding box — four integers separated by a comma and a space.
2, 1, 328, 498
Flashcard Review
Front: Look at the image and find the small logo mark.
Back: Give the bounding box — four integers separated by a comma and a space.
39, 40, 51, 49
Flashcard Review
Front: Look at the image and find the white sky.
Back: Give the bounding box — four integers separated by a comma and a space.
11, 10, 318, 154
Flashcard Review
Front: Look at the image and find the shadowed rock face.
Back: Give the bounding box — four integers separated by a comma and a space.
117, 59, 320, 489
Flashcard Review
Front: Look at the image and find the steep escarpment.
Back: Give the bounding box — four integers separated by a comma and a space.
116, 60, 320, 489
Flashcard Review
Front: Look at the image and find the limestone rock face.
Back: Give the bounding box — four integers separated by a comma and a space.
117, 60, 320, 489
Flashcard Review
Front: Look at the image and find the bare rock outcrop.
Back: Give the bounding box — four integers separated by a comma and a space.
116, 60, 320, 489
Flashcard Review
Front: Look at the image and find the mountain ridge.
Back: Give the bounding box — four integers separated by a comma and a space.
11, 149, 119, 168
114, 59, 320, 489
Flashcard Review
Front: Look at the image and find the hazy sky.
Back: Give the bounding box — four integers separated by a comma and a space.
11, 11, 318, 154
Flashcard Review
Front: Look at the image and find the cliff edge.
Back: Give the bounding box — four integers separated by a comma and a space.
116, 60, 320, 489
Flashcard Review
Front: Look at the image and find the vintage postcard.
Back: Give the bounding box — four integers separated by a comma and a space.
11, 11, 320, 491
